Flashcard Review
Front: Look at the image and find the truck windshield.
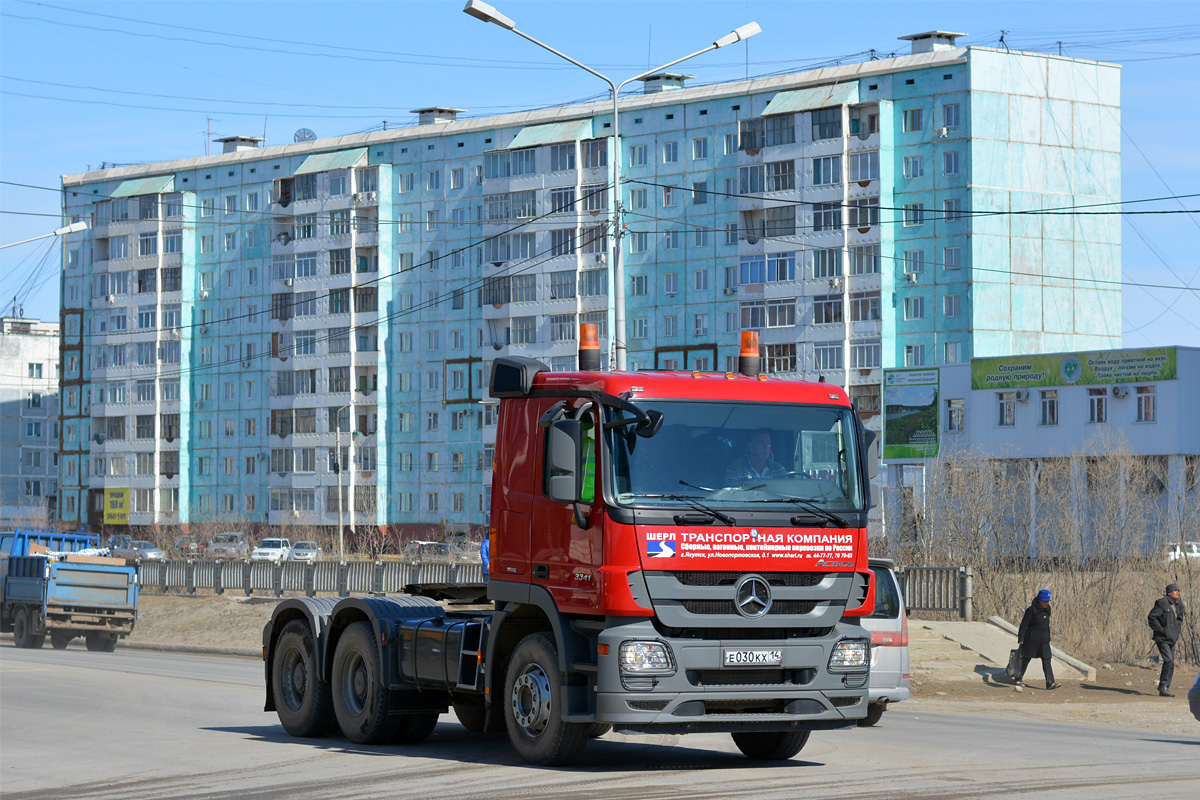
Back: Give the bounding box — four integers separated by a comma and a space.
608, 400, 863, 511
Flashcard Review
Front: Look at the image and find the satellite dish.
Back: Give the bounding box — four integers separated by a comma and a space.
294, 128, 316, 143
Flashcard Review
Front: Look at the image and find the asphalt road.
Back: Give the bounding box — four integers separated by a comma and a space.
2, 644, 1198, 800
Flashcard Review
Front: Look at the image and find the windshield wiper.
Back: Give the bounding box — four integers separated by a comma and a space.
629, 492, 735, 525
743, 494, 848, 528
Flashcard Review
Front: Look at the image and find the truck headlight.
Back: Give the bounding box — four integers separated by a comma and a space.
828, 639, 869, 672
619, 641, 675, 675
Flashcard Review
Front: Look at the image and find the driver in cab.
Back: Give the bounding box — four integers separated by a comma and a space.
725, 429, 787, 487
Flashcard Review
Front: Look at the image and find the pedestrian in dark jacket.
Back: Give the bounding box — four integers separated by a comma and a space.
1148, 583, 1186, 697
1016, 589, 1061, 690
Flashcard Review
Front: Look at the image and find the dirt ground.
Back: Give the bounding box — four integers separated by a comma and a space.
97, 594, 1200, 733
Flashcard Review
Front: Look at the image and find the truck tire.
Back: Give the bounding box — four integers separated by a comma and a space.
50, 631, 73, 650
13, 607, 32, 648
453, 695, 506, 734
331, 621, 392, 744
504, 632, 589, 766
857, 702, 885, 727
85, 633, 117, 652
731, 730, 810, 760
586, 724, 612, 738
272, 620, 335, 737
391, 713, 439, 744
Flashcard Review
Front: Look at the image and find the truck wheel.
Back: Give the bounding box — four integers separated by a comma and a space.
731, 730, 810, 760
13, 608, 31, 648
50, 631, 73, 650
504, 632, 588, 766
453, 696, 487, 733
857, 702, 885, 727
85, 633, 117, 652
391, 713, 439, 744
331, 621, 392, 744
586, 724, 612, 738
272, 620, 334, 737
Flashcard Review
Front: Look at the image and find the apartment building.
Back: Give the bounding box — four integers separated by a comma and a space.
57, 32, 1122, 535
1, 317, 60, 527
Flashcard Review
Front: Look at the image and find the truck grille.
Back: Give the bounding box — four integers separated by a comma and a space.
681, 600, 816, 616
830, 696, 861, 708
673, 571, 825, 588
689, 668, 816, 687
628, 700, 669, 711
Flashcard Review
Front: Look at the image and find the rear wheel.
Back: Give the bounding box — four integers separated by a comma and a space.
50, 631, 73, 650
331, 621, 392, 744
13, 608, 31, 648
857, 701, 886, 727
731, 730, 810, 760
504, 633, 588, 766
272, 620, 335, 737
85, 633, 117, 652
391, 713, 439, 744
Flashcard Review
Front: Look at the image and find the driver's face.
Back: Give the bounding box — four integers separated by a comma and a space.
748, 435, 772, 459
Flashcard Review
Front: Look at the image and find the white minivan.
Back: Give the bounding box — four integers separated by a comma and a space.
857, 558, 911, 726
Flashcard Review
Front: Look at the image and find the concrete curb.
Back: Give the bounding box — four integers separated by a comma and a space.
987, 616, 1098, 681
1, 632, 258, 660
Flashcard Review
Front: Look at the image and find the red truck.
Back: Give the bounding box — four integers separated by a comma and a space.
263, 330, 878, 765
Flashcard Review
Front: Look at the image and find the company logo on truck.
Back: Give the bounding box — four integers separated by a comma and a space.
646, 531, 676, 558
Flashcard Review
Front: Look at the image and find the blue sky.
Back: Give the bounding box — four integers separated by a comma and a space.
2, 0, 1197, 349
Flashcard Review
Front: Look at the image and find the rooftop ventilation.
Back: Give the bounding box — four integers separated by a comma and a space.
898, 31, 967, 55
213, 136, 265, 154
411, 107, 466, 125
640, 73, 695, 94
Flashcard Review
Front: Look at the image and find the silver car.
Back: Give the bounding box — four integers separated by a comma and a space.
111, 539, 166, 562
207, 531, 249, 560
856, 557, 911, 726
286, 541, 323, 563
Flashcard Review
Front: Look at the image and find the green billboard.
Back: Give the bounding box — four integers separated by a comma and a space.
970, 347, 1177, 390
883, 368, 940, 460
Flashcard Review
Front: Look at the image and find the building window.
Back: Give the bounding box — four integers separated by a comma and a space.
904, 344, 926, 366
631, 318, 648, 339
851, 340, 881, 368
850, 150, 879, 182
549, 143, 576, 171
849, 291, 880, 322
550, 313, 576, 341
693, 313, 709, 336
511, 316, 536, 344
903, 108, 923, 132
904, 297, 925, 320
848, 197, 880, 228
944, 341, 962, 364
692, 137, 708, 160
851, 384, 881, 415
943, 198, 963, 221
813, 295, 843, 324
944, 293, 961, 318
946, 398, 965, 432
997, 392, 1016, 427
1135, 385, 1156, 422
903, 250, 925, 274
583, 139, 607, 168
903, 203, 925, 226
943, 103, 960, 128
944, 150, 960, 175
663, 141, 679, 163
814, 343, 842, 370
663, 315, 678, 338
850, 244, 880, 275
944, 246, 962, 270
903, 156, 924, 179
764, 343, 797, 373
724, 223, 738, 245
692, 181, 708, 204
812, 203, 841, 232
811, 108, 841, 140
1088, 387, 1108, 423
1040, 390, 1059, 426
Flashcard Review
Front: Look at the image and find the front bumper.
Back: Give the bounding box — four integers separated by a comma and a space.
596, 618, 869, 731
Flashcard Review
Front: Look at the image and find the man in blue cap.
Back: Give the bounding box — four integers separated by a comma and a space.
1015, 588, 1061, 689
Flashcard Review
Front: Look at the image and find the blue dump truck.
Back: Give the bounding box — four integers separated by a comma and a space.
1, 530, 139, 652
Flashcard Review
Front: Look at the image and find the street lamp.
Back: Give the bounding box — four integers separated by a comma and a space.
333, 402, 359, 562
0, 220, 88, 250
463, 1, 760, 370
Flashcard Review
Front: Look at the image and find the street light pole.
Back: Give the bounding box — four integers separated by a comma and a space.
334, 402, 352, 562
0, 220, 88, 250
463, 2, 760, 371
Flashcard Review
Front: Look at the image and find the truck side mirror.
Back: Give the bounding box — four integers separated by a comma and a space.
861, 427, 880, 509
546, 419, 583, 504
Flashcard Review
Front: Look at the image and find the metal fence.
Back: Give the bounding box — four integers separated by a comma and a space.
895, 566, 974, 621
137, 559, 484, 598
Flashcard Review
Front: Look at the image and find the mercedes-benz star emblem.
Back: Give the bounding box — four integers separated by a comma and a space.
734, 574, 772, 618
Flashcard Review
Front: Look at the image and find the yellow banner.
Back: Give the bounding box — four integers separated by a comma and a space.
104, 488, 129, 526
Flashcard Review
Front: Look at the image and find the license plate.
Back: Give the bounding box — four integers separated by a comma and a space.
723, 649, 783, 667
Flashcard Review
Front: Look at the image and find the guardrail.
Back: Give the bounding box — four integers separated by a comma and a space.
137, 559, 484, 597
895, 566, 973, 621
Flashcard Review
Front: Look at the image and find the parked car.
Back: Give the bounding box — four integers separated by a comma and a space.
171, 535, 206, 558
286, 541, 323, 563
853, 557, 911, 726
207, 531, 250, 560
106, 535, 133, 554
401, 540, 472, 563
251, 538, 293, 563
1190, 673, 1200, 723
111, 539, 166, 562
1165, 541, 1200, 563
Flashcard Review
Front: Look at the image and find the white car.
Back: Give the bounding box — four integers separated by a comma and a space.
250, 538, 292, 562
1165, 541, 1200, 562
286, 541, 323, 563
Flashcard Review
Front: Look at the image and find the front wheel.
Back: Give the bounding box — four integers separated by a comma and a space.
857, 702, 886, 727
272, 620, 334, 737
504, 633, 588, 766
731, 730, 810, 760
331, 621, 392, 744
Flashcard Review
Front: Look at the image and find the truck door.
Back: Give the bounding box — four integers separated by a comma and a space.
490, 397, 546, 580
530, 399, 603, 614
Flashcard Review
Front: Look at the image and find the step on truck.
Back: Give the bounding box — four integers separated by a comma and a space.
2, 529, 139, 652
263, 328, 879, 765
